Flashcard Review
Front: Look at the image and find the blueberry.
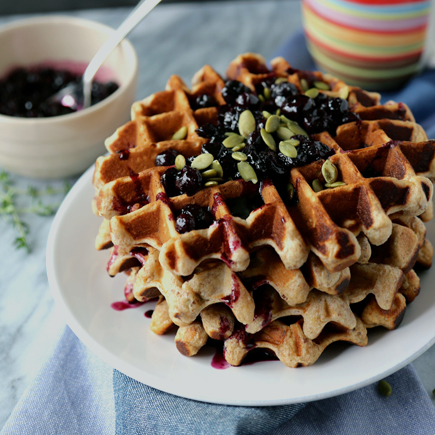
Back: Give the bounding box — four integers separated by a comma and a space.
221, 80, 251, 105
194, 94, 217, 109
161, 167, 179, 197
174, 166, 203, 196
155, 149, 179, 166
176, 212, 196, 233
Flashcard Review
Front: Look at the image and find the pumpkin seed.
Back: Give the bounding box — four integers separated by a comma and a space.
191, 153, 214, 170
275, 77, 288, 84
263, 87, 271, 100
279, 141, 297, 158
287, 121, 309, 138
276, 126, 293, 141
265, 115, 280, 133
232, 151, 248, 161
171, 126, 188, 140
321, 160, 338, 184
312, 179, 323, 192
202, 169, 218, 178
339, 86, 349, 100
212, 160, 223, 178
205, 181, 219, 187
261, 128, 277, 151
287, 183, 295, 200
276, 108, 281, 116
175, 154, 186, 170
223, 134, 244, 148
300, 78, 309, 92
259, 94, 265, 102
208, 177, 224, 182
313, 81, 330, 91
378, 380, 392, 397
305, 88, 319, 99
280, 114, 292, 124
282, 138, 300, 147
324, 181, 347, 188
262, 110, 272, 119
225, 132, 239, 137
237, 162, 258, 184
238, 110, 256, 138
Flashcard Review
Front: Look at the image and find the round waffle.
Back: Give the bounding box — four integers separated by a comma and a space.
92, 53, 434, 368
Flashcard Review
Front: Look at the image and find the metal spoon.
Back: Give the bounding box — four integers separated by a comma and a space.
51, 0, 162, 110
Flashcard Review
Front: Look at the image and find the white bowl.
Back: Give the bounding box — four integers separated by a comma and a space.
0, 16, 138, 179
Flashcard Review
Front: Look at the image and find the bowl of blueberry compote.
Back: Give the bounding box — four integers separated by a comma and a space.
0, 16, 138, 178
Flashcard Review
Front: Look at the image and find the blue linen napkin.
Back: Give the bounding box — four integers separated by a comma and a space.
3, 31, 435, 435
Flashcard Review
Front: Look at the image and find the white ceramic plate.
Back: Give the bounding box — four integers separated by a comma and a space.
47, 165, 435, 406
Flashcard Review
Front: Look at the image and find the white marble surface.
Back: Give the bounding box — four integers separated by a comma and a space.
0, 0, 434, 429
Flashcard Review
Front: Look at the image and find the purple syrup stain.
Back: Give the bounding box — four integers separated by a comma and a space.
144, 310, 154, 318
111, 299, 146, 311
218, 316, 231, 339
211, 348, 231, 370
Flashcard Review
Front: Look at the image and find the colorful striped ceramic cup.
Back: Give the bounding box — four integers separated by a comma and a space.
302, 0, 434, 90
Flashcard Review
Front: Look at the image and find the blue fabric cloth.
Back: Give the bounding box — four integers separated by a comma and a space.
3, 31, 435, 435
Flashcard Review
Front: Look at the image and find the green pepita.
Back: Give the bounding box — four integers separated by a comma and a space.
225, 132, 240, 137
275, 77, 288, 84
300, 78, 309, 92
261, 128, 277, 151
223, 134, 244, 148
204, 181, 219, 187
324, 181, 347, 188
378, 380, 392, 397
238, 110, 256, 138
202, 169, 218, 178
232, 151, 248, 162
212, 160, 223, 178
259, 94, 265, 102
339, 86, 349, 100
276, 126, 293, 141
276, 108, 281, 116
287, 183, 295, 200
175, 154, 186, 170
287, 121, 309, 138
233, 144, 246, 152
265, 115, 280, 133
237, 162, 258, 184
313, 81, 330, 91
279, 141, 297, 158
191, 153, 214, 170
171, 126, 188, 140
282, 138, 300, 147
263, 87, 271, 100
262, 110, 272, 119
312, 179, 323, 192
321, 160, 338, 184
208, 178, 224, 182
305, 88, 319, 99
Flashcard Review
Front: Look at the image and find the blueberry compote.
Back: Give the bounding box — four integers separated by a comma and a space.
156, 73, 358, 201
175, 204, 213, 234
0, 66, 119, 117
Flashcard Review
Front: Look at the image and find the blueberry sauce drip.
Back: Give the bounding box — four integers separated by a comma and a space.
0, 66, 118, 117
220, 275, 241, 307
175, 204, 213, 234
144, 310, 154, 318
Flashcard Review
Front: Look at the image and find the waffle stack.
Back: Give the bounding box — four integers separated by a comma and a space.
92, 53, 435, 368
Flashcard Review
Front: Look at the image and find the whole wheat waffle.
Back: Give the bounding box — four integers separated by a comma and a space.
93, 53, 434, 368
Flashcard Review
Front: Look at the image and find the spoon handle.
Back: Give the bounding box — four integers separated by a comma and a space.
82, 0, 162, 108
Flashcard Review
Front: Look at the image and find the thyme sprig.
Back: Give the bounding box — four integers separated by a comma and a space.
0, 170, 71, 252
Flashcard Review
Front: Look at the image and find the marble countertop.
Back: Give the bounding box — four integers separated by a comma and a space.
1, 0, 434, 428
